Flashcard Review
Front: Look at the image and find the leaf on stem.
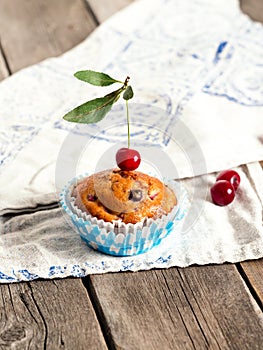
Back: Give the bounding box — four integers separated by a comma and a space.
74, 70, 122, 86
63, 88, 123, 123
123, 85, 134, 100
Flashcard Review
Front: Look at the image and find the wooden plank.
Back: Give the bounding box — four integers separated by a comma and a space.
87, 0, 134, 23
0, 43, 9, 80
88, 264, 263, 350
0, 278, 107, 349
240, 0, 263, 23
239, 164, 263, 304
240, 260, 263, 306
0, 0, 97, 72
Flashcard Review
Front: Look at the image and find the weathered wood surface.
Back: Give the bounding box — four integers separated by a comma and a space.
88, 264, 263, 350
0, 0, 97, 73
0, 0, 263, 349
240, 260, 263, 307
0, 279, 107, 349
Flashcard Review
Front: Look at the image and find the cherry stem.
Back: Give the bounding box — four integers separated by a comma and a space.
124, 76, 130, 87
123, 76, 131, 148
126, 99, 130, 148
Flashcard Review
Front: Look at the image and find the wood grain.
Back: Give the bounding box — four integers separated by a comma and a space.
240, 260, 263, 306
0, 279, 107, 349
88, 264, 263, 350
0, 0, 97, 73
87, 0, 134, 23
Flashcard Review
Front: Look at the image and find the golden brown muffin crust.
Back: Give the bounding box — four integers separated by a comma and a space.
72, 169, 177, 224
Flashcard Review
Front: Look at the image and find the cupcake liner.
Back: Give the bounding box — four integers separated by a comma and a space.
60, 174, 189, 256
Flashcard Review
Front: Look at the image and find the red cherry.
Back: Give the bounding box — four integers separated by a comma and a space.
116, 148, 141, 171
210, 180, 235, 206
216, 170, 240, 191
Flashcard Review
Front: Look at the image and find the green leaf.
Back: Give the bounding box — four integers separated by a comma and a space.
123, 85, 134, 100
74, 70, 122, 86
63, 88, 122, 124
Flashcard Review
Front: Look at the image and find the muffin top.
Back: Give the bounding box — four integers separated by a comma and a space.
72, 169, 177, 224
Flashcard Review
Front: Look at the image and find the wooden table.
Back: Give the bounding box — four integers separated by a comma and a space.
0, 1, 263, 349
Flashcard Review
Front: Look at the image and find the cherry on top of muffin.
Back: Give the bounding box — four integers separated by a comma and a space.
62, 70, 141, 171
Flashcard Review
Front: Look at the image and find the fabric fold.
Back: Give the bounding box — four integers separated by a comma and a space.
0, 163, 262, 282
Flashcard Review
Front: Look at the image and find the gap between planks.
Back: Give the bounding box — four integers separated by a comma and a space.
0, 39, 10, 79
85, 264, 263, 350
0, 279, 108, 349
0, 0, 98, 73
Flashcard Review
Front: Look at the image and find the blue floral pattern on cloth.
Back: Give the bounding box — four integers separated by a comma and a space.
1, 0, 263, 171
0, 255, 183, 283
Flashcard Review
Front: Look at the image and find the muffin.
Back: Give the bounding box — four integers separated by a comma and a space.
72, 168, 177, 224
60, 69, 190, 255
60, 169, 187, 256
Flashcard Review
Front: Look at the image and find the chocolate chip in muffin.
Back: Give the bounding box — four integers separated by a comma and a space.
129, 189, 143, 202
73, 169, 177, 224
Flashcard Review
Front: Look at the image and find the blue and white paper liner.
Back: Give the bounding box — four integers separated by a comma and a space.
60, 175, 188, 256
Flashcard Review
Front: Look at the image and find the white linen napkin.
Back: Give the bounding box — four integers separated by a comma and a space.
0, 162, 262, 282
0, 0, 263, 282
